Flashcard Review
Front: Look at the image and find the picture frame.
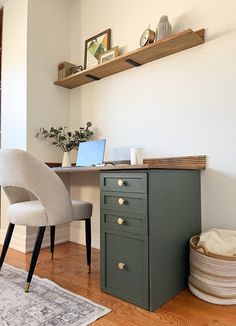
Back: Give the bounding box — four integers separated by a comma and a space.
84, 29, 111, 69
99, 46, 119, 64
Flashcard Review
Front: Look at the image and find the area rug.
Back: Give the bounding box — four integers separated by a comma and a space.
0, 264, 111, 326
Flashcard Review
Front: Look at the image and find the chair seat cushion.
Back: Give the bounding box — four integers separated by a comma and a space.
8, 200, 92, 227
8, 200, 48, 226
71, 200, 92, 221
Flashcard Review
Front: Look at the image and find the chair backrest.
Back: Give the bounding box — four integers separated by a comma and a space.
3, 186, 33, 204
0, 149, 73, 225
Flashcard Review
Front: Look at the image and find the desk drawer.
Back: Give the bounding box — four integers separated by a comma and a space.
101, 230, 149, 309
100, 173, 147, 193
101, 191, 147, 214
102, 210, 148, 235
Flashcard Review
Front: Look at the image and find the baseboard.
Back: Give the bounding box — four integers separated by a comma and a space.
25, 226, 70, 253
0, 226, 99, 252
70, 227, 100, 249
0, 229, 26, 253
0, 225, 70, 253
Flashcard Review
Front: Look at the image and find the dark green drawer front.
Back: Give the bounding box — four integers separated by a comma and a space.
102, 209, 148, 235
101, 191, 147, 214
101, 230, 149, 309
100, 173, 147, 193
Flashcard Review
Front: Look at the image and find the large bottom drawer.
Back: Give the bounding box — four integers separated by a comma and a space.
101, 229, 149, 309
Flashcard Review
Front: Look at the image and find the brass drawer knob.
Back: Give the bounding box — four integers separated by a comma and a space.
118, 198, 126, 205
118, 262, 126, 270
117, 179, 125, 186
117, 217, 125, 225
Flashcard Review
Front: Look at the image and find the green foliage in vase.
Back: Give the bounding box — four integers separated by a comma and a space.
36, 122, 93, 152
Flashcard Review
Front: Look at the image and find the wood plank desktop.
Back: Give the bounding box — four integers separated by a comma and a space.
52, 155, 206, 173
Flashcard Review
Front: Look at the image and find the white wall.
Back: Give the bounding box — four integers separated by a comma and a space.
25, 0, 72, 249
2, 0, 236, 251
0, 0, 72, 252
27, 0, 71, 163
69, 0, 236, 246
0, 0, 29, 251
1, 0, 28, 151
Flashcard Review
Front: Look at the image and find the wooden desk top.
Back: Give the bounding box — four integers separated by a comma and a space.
52, 156, 206, 173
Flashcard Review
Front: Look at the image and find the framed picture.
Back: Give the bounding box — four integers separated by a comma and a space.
99, 46, 119, 64
84, 29, 111, 69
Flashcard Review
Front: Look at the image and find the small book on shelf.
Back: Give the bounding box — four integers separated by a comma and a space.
58, 61, 76, 80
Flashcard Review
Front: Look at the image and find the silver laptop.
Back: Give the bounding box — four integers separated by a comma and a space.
76, 139, 106, 167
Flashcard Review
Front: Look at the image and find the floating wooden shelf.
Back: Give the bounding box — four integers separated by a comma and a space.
54, 28, 205, 89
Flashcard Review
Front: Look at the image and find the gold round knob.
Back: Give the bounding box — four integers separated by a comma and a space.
117, 218, 125, 225
118, 262, 126, 270
118, 198, 125, 205
117, 179, 124, 186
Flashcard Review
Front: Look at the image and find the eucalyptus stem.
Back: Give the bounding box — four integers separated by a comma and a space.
36, 122, 93, 152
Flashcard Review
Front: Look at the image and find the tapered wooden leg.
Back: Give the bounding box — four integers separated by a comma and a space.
25, 226, 45, 292
85, 219, 91, 274
0, 223, 15, 270
50, 226, 55, 260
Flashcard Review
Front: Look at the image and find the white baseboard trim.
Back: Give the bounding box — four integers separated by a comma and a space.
0, 226, 99, 252
0, 229, 26, 253
0, 226, 70, 253
25, 227, 70, 253
70, 228, 100, 249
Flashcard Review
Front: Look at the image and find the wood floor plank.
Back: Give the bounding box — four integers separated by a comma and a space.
163, 294, 236, 325
1, 242, 236, 326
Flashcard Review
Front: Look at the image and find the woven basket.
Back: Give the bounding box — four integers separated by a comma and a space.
189, 235, 236, 305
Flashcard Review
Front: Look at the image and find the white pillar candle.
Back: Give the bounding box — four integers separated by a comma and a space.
130, 148, 143, 165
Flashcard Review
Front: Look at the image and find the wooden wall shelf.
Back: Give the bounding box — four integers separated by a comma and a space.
54, 28, 205, 89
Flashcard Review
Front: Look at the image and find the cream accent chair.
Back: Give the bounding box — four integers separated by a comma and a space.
0, 149, 92, 292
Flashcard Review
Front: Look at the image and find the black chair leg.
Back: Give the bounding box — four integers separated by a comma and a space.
85, 218, 91, 274
25, 226, 45, 292
0, 223, 15, 270
50, 226, 55, 260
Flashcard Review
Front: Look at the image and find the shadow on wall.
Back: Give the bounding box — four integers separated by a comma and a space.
173, 13, 198, 33
174, 13, 235, 42
202, 28, 236, 42
70, 172, 100, 199
201, 168, 236, 231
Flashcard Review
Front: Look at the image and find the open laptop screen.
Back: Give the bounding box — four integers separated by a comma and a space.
76, 139, 106, 167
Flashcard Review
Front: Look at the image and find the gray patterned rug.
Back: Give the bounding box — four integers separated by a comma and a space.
0, 264, 111, 326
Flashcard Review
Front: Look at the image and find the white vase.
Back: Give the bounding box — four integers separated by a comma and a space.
62, 152, 71, 167
130, 148, 144, 165
156, 15, 172, 41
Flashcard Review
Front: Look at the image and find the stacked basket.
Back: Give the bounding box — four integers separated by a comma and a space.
189, 235, 236, 305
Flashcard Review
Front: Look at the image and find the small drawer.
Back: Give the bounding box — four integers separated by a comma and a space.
101, 230, 148, 309
100, 173, 147, 194
101, 191, 147, 214
102, 210, 148, 235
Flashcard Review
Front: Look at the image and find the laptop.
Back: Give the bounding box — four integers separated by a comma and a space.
76, 139, 106, 167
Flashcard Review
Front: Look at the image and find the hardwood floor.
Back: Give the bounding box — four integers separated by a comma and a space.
2, 242, 236, 326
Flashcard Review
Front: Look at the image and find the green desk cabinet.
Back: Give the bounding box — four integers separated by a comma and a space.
100, 169, 201, 311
